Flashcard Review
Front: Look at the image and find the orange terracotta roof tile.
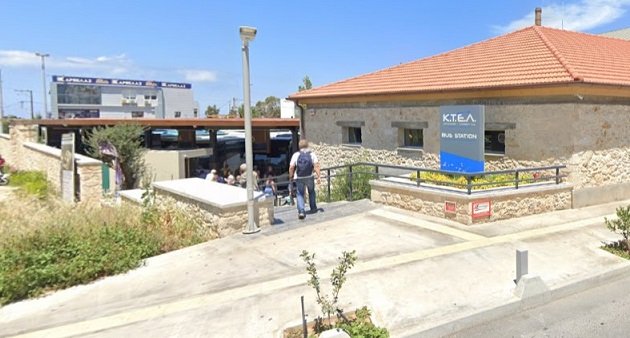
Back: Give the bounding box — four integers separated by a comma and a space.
289, 26, 630, 100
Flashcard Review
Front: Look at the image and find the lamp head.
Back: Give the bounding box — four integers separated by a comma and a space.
239, 26, 257, 43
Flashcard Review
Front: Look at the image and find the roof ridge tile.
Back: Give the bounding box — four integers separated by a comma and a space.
532, 26, 581, 81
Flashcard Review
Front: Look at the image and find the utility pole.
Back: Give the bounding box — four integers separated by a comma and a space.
35, 53, 50, 118
15, 89, 34, 119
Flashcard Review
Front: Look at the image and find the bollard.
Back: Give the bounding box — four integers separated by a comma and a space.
515, 249, 528, 284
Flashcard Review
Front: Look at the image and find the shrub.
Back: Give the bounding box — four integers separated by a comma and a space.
409, 171, 535, 190
85, 124, 147, 189
298, 250, 389, 337
0, 218, 161, 304
604, 205, 630, 255
0, 194, 215, 305
321, 165, 376, 202
336, 307, 389, 338
8, 171, 49, 198
301, 250, 357, 329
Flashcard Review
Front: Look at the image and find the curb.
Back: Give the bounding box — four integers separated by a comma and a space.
405, 262, 630, 338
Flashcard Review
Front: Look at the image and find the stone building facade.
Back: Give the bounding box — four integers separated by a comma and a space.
303, 99, 630, 207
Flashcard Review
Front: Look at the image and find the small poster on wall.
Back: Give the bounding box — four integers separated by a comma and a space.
444, 201, 457, 214
60, 133, 75, 203
472, 200, 491, 218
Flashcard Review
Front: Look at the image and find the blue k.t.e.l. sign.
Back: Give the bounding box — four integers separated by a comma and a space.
440, 105, 485, 173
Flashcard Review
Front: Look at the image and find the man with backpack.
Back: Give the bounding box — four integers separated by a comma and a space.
288, 139, 321, 220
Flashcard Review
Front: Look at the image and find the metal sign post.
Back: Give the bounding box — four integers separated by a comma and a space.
440, 105, 485, 173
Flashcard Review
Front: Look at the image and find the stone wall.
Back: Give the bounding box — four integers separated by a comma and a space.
1, 124, 103, 203
77, 162, 105, 204
0, 134, 11, 164
304, 101, 582, 159
370, 180, 573, 225
154, 188, 274, 237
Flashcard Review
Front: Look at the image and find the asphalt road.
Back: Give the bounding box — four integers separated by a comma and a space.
448, 273, 630, 338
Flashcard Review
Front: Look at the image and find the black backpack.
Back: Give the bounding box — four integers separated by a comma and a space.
296, 151, 313, 177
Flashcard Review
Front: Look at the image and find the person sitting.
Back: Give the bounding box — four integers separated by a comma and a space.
205, 169, 218, 182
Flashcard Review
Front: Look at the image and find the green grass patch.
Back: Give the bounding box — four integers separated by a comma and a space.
8, 171, 49, 198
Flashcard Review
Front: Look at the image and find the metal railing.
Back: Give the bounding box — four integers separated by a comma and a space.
320, 162, 567, 202
253, 162, 566, 206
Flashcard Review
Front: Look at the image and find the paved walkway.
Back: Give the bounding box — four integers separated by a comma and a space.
1, 199, 629, 337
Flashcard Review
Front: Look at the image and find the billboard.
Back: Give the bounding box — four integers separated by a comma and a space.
440, 105, 485, 173
52, 75, 192, 89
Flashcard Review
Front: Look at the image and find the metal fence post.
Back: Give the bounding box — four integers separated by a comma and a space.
515, 170, 519, 189
555, 167, 560, 184
348, 165, 353, 201
416, 170, 421, 187
374, 164, 379, 179
327, 168, 331, 203
466, 175, 472, 195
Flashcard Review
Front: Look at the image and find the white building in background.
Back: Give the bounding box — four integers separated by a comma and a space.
50, 75, 197, 119
280, 98, 299, 119
600, 27, 630, 40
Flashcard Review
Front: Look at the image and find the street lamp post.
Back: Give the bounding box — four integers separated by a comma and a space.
35, 52, 49, 118
240, 26, 260, 234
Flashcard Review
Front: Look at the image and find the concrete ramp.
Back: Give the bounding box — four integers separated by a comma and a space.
269, 199, 374, 234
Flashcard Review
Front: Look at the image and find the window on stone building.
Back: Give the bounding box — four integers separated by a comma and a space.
392, 121, 427, 150
485, 130, 505, 155
347, 127, 362, 144
403, 129, 423, 148
131, 111, 144, 118
174, 111, 182, 118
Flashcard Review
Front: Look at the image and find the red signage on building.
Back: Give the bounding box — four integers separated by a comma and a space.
472, 200, 491, 218
444, 201, 457, 214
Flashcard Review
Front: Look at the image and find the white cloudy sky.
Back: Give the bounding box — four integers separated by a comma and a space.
1, 1, 629, 118
495, 0, 630, 33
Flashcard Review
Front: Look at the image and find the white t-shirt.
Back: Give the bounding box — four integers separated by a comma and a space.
290, 149, 318, 179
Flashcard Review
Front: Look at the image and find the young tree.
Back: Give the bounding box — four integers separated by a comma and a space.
205, 104, 220, 117
237, 103, 262, 118
298, 75, 312, 91
605, 205, 630, 253
254, 96, 280, 118
85, 124, 147, 189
